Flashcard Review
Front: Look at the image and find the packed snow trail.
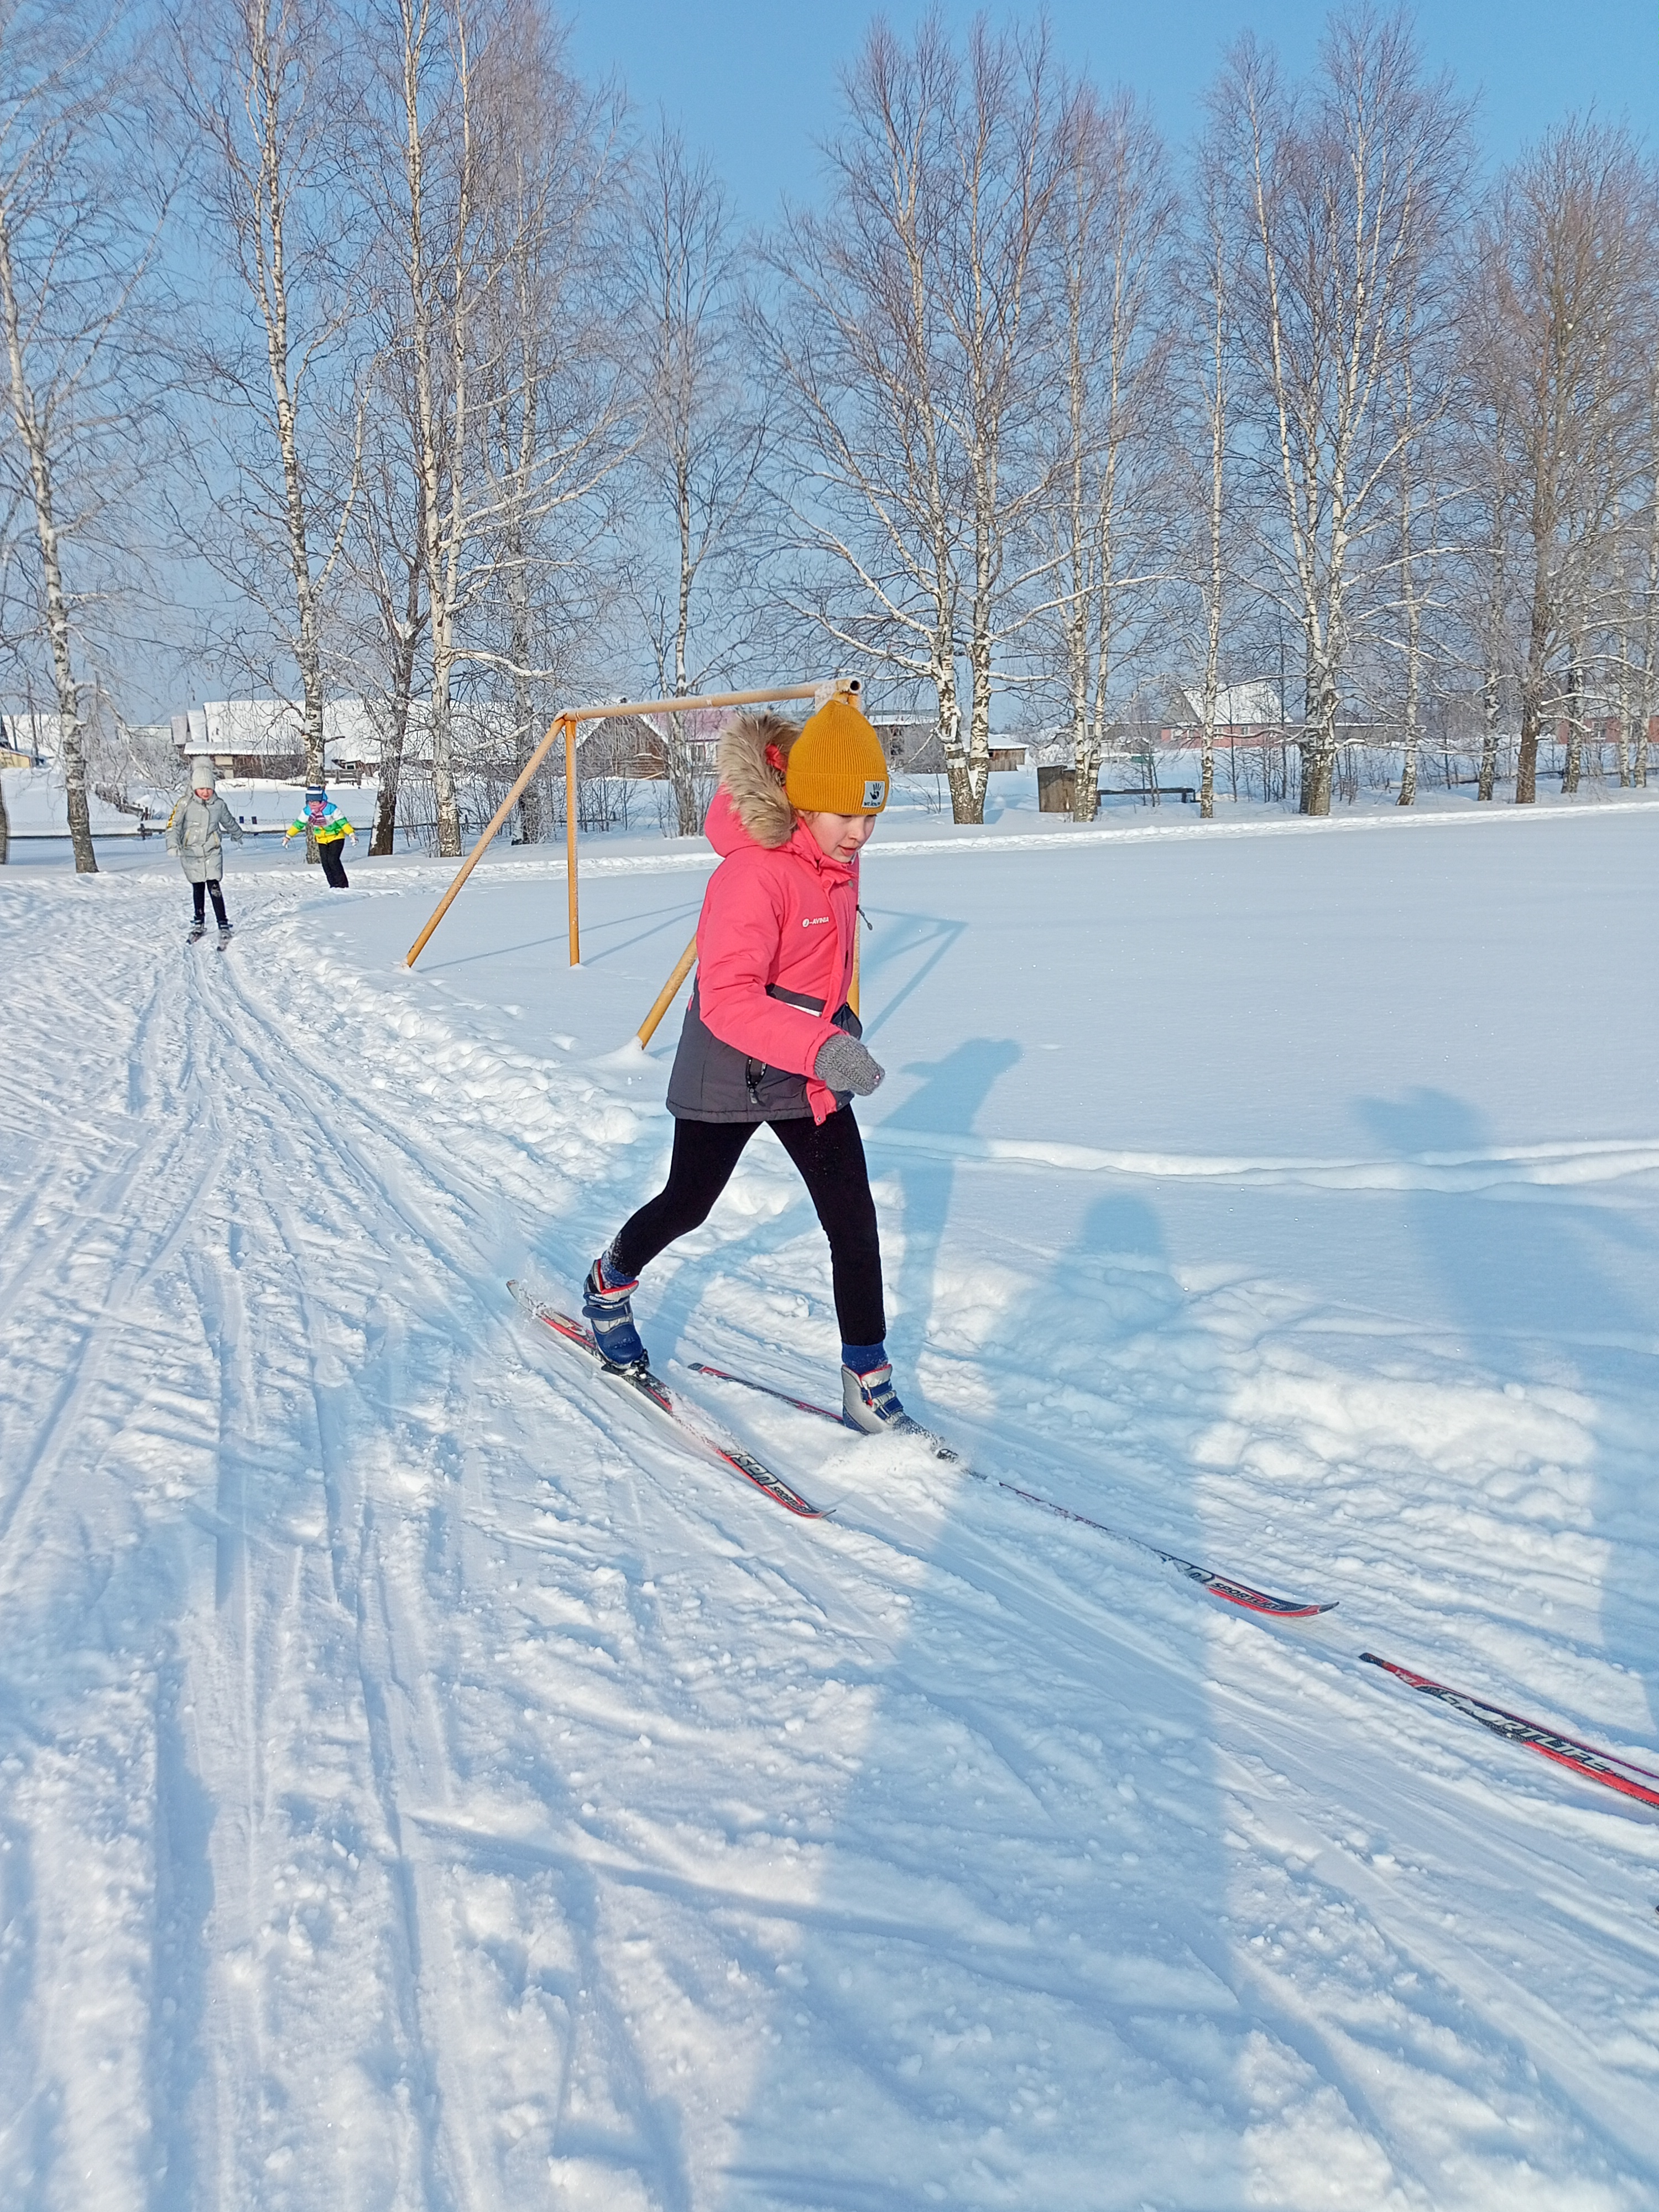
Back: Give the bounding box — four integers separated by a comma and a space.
2, 811, 1658, 2209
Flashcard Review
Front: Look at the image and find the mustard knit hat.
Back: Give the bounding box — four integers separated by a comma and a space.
785, 696, 889, 815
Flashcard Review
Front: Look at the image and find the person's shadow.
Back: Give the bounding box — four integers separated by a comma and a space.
1358, 1086, 1656, 1741
871, 1038, 1021, 1370
712, 1119, 1248, 2206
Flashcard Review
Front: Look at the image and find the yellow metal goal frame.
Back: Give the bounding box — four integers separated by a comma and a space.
402, 677, 863, 1042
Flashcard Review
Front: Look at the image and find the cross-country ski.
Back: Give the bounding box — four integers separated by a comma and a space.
509, 1280, 825, 1519
1360, 1652, 1659, 1812
691, 1358, 1337, 1619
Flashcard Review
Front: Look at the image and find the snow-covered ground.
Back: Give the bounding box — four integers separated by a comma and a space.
4, 790, 1659, 2210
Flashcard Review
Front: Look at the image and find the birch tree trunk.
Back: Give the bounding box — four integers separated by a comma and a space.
0, 221, 95, 872
1397, 567, 1421, 807
233, 0, 326, 794
1562, 643, 1583, 792
263, 173, 328, 800
505, 513, 543, 843
1198, 243, 1225, 822
1515, 581, 1550, 805
394, 0, 464, 856
1184, 137, 1234, 823
1474, 441, 1510, 803
370, 548, 421, 853
1478, 660, 1501, 801
1393, 335, 1423, 807
1636, 362, 1659, 788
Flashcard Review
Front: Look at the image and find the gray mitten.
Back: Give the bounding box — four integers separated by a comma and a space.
814, 1031, 886, 1096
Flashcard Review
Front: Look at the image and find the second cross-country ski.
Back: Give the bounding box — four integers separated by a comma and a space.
1360, 1653, 1659, 1812
690, 1359, 1337, 1621
509, 1282, 826, 1519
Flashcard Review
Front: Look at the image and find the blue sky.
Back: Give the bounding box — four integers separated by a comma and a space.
566, 0, 1657, 220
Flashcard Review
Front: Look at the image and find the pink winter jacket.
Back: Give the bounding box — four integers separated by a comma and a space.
690, 719, 860, 1125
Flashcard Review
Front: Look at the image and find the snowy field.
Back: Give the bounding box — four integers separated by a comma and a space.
4, 790, 1659, 2210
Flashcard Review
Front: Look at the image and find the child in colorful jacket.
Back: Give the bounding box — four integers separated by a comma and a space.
583, 695, 919, 1435
284, 785, 356, 887
166, 758, 243, 940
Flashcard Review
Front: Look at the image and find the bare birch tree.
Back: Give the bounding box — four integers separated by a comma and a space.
0, 1, 158, 873
948, 24, 1065, 817
1184, 136, 1235, 822
628, 124, 766, 833
1472, 120, 1658, 804
765, 18, 1062, 825
1469, 385, 1516, 802
1210, 11, 1470, 815
181, 0, 367, 805
369, 0, 624, 857
346, 336, 426, 853
469, 16, 628, 844
1386, 296, 1435, 805
1040, 85, 1174, 822
1632, 357, 1659, 787
377, 0, 473, 855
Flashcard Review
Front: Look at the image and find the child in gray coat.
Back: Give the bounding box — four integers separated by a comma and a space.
166, 758, 244, 940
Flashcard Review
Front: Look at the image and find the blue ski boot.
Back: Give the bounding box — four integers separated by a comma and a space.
841, 1359, 925, 1437
582, 1249, 648, 1371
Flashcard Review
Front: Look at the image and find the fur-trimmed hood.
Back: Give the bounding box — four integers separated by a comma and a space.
712, 711, 798, 852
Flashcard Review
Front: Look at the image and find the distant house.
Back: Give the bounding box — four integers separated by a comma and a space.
580, 705, 730, 780
168, 699, 398, 782
870, 721, 1024, 773
168, 698, 523, 783
874, 718, 942, 773
1, 712, 56, 767
1157, 678, 1288, 742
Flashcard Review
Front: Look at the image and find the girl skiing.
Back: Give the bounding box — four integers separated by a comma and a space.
583, 694, 918, 1434
285, 786, 357, 886
166, 758, 243, 941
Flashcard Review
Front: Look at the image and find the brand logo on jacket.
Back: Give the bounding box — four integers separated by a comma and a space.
801, 915, 831, 928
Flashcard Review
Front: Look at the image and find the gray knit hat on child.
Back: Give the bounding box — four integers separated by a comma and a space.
190, 757, 217, 790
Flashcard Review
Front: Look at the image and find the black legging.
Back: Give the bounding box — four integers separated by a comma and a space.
192, 881, 228, 926
611, 1109, 885, 1345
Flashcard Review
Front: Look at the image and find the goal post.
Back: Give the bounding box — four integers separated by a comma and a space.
404, 677, 860, 970
637, 933, 699, 1048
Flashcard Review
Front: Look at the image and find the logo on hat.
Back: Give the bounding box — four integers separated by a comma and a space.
863, 779, 886, 808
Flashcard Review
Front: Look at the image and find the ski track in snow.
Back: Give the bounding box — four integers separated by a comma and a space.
2, 838, 1658, 2210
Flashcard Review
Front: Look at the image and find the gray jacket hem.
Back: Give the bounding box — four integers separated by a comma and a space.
664, 980, 860, 1124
